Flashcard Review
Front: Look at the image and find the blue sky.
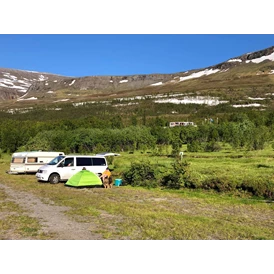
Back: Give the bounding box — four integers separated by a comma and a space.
0, 34, 274, 77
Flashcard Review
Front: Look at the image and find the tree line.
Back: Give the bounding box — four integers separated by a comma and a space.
0, 111, 274, 154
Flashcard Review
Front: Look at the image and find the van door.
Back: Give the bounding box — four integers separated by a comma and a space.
57, 157, 76, 180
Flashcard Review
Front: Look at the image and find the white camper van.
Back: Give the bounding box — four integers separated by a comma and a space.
9, 151, 65, 174
36, 155, 108, 184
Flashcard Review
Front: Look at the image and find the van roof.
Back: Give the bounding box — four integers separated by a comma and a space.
96, 152, 121, 156
65, 155, 106, 157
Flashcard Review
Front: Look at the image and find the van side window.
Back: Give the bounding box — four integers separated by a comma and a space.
75, 157, 106, 166
64, 158, 74, 167
76, 157, 92, 166
92, 157, 106, 166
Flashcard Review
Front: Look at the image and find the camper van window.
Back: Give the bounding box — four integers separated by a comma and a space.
27, 157, 38, 163
12, 157, 25, 164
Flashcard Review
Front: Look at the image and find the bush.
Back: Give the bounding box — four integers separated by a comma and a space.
201, 177, 237, 192
239, 179, 274, 199
122, 161, 158, 188
204, 142, 222, 152
187, 141, 202, 152
160, 160, 190, 189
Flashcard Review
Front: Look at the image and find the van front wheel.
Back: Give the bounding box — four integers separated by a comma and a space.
49, 173, 60, 184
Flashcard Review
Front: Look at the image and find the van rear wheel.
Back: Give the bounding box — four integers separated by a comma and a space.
49, 173, 60, 184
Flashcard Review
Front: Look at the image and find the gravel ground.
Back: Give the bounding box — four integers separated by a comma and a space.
0, 183, 104, 240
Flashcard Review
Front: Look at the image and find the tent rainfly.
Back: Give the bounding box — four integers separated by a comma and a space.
65, 169, 102, 187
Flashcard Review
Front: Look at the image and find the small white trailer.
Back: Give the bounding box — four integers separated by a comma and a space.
8, 151, 65, 174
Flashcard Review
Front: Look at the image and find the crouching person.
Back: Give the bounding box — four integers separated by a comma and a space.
100, 167, 113, 188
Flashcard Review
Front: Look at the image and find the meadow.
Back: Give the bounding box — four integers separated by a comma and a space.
0, 146, 274, 240
111, 144, 274, 197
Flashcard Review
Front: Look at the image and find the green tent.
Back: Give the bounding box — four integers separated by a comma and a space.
65, 170, 102, 187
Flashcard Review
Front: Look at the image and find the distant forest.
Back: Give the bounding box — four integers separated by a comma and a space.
1, 100, 274, 154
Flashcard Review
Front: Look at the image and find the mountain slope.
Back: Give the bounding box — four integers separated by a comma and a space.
1, 45, 274, 110
0, 68, 68, 100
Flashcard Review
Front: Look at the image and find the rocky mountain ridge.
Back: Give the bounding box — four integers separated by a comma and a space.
0, 68, 67, 100
1, 45, 274, 102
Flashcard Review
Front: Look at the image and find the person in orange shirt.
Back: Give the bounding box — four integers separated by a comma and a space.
100, 167, 113, 188
100, 167, 111, 180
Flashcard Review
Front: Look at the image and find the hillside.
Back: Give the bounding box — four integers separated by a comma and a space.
1, 45, 274, 116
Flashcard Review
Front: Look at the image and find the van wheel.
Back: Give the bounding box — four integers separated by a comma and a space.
49, 173, 60, 184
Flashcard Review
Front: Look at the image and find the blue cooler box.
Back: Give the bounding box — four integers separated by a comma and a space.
114, 179, 122, 186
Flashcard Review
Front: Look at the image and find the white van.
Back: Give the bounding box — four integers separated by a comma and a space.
36, 155, 108, 184
8, 151, 65, 174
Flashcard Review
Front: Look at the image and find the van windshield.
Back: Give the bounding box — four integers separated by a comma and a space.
48, 155, 65, 165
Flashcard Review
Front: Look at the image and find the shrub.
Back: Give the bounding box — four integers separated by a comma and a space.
204, 142, 222, 152
239, 179, 274, 199
187, 141, 202, 152
160, 160, 190, 189
201, 177, 237, 192
122, 161, 158, 188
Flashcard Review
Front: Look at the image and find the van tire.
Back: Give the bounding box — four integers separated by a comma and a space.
49, 173, 60, 184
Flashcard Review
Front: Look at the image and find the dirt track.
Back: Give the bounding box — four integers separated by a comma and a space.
0, 183, 103, 240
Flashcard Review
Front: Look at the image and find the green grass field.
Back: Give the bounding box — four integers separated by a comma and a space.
0, 148, 274, 240
111, 144, 274, 187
